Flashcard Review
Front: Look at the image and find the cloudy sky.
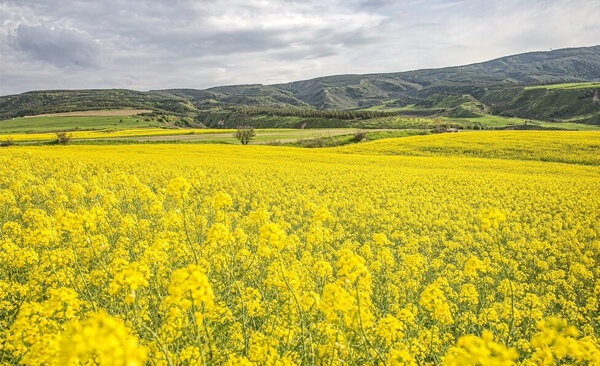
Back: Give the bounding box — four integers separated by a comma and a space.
0, 0, 598, 95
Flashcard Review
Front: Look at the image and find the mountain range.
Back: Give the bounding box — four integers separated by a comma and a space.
1, 45, 599, 124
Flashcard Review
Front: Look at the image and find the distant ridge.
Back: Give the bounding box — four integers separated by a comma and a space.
1, 45, 599, 123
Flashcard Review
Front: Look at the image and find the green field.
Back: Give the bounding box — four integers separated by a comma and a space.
97, 128, 361, 144
0, 126, 427, 147
524, 81, 600, 90
2, 108, 599, 146
442, 115, 600, 131
0, 115, 159, 133
364, 102, 419, 112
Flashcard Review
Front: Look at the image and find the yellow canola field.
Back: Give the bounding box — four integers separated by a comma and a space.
3, 128, 234, 142
1, 132, 599, 365
337, 131, 600, 166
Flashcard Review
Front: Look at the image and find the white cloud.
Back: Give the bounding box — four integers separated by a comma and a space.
0, 0, 598, 95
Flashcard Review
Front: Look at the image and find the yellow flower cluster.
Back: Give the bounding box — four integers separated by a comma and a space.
419, 283, 454, 325
0, 131, 599, 365
60, 311, 147, 366
443, 331, 517, 365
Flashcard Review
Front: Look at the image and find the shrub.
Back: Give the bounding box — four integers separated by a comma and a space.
0, 137, 15, 147
352, 130, 367, 142
55, 131, 73, 145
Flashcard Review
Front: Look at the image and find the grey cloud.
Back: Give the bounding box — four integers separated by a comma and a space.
1, 0, 599, 95
354, 0, 396, 12
11, 24, 101, 68
268, 46, 340, 62
195, 30, 288, 55
133, 29, 290, 58
5, 0, 383, 59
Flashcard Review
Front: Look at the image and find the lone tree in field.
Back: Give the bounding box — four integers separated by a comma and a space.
234, 126, 256, 145
55, 131, 73, 145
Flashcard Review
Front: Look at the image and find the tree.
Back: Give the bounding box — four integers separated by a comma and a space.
55, 131, 73, 145
234, 126, 256, 145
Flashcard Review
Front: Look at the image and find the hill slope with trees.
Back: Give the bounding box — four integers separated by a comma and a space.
1, 45, 599, 125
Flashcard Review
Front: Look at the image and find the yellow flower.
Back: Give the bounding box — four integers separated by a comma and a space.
312, 206, 333, 224
479, 208, 506, 231
420, 283, 453, 325
372, 232, 391, 247
313, 259, 333, 279
2, 132, 600, 365
258, 222, 286, 255
224, 355, 255, 366
165, 264, 215, 311
60, 311, 147, 366
388, 348, 417, 366
376, 315, 405, 346
443, 330, 517, 365
528, 317, 599, 364
108, 262, 150, 303
165, 176, 191, 199
236, 286, 265, 317
213, 191, 233, 210
336, 249, 369, 284
459, 284, 479, 306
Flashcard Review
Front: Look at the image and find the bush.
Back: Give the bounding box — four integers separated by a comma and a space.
352, 130, 367, 143
297, 137, 334, 148
0, 137, 15, 147
234, 126, 256, 145
55, 132, 73, 145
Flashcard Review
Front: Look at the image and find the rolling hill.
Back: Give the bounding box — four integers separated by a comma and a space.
1, 45, 599, 125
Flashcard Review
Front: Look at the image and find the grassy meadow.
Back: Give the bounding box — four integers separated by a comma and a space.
441, 115, 600, 131
0, 127, 386, 145
524, 81, 600, 90
2, 107, 599, 149
0, 115, 158, 134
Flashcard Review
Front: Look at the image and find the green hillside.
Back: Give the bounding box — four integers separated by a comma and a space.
1, 46, 599, 128
479, 83, 600, 123
0, 89, 196, 120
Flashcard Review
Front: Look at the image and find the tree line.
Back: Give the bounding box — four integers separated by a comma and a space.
231, 106, 397, 120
